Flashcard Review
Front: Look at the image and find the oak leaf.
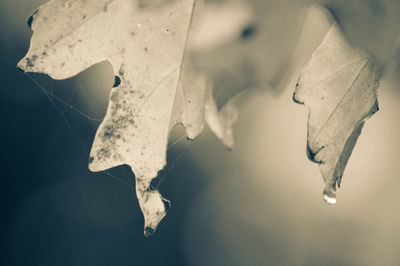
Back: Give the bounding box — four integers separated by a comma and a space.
294, 24, 382, 203
17, 0, 206, 236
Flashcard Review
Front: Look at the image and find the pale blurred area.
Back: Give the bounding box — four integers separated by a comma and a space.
1, 1, 400, 266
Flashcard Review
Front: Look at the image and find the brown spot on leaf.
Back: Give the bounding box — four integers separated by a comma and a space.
26, 55, 38, 68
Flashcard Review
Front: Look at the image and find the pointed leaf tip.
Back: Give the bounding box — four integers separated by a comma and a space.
135, 177, 167, 235
295, 24, 381, 202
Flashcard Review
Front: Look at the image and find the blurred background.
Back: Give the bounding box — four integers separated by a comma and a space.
1, 0, 400, 265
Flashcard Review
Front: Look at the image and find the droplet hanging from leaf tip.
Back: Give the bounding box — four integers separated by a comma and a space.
323, 182, 337, 205
323, 192, 336, 205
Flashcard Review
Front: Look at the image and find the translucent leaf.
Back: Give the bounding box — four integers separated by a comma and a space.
294, 24, 382, 203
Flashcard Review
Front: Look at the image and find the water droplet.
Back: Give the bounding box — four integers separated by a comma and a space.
323, 181, 337, 205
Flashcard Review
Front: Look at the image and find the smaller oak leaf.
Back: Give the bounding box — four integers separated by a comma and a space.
293, 23, 382, 204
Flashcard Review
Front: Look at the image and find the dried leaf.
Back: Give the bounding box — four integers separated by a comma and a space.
18, 0, 198, 236
293, 24, 382, 204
